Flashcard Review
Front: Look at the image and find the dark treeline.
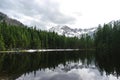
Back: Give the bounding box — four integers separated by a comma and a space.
94, 20, 120, 53
0, 21, 94, 50
94, 20, 120, 77
1, 19, 120, 51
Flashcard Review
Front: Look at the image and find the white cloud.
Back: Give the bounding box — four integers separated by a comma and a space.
0, 0, 120, 29
0, 0, 75, 30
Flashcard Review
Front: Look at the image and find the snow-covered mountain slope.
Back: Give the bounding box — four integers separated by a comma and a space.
49, 25, 97, 38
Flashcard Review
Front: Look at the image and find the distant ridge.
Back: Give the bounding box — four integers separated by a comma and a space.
49, 25, 97, 38
0, 12, 24, 26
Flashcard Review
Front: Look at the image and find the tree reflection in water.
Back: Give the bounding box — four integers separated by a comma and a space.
0, 51, 94, 79
95, 50, 120, 77
0, 50, 120, 80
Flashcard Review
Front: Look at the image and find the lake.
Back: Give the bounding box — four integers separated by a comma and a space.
0, 50, 120, 80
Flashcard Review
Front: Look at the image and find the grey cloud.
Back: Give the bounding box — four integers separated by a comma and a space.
0, 0, 75, 29
28, 20, 47, 30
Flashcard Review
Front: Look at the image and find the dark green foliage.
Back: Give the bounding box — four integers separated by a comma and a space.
95, 50, 120, 77
95, 22, 120, 77
95, 20, 120, 53
0, 22, 94, 50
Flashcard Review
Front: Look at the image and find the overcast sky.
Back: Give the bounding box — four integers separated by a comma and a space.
0, 0, 120, 30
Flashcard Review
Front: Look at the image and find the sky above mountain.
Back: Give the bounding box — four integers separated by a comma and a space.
0, 0, 120, 30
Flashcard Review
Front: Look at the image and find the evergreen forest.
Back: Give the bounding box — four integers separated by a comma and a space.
0, 20, 120, 52
94, 20, 120, 53
0, 21, 94, 50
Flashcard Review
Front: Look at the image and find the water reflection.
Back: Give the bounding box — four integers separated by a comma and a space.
95, 50, 120, 77
17, 63, 119, 80
0, 51, 94, 79
0, 51, 120, 80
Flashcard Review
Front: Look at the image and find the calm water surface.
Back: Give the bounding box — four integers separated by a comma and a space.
0, 51, 120, 80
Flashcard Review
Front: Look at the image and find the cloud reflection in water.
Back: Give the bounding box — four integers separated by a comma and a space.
16, 62, 120, 80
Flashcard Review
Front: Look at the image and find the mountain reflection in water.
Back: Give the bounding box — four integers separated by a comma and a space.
0, 51, 120, 80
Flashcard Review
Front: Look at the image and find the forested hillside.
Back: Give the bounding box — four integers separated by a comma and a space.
0, 21, 94, 50
1, 17, 120, 52
94, 20, 120, 53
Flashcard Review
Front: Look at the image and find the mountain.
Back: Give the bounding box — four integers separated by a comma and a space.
49, 25, 97, 38
0, 12, 97, 38
0, 12, 24, 26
